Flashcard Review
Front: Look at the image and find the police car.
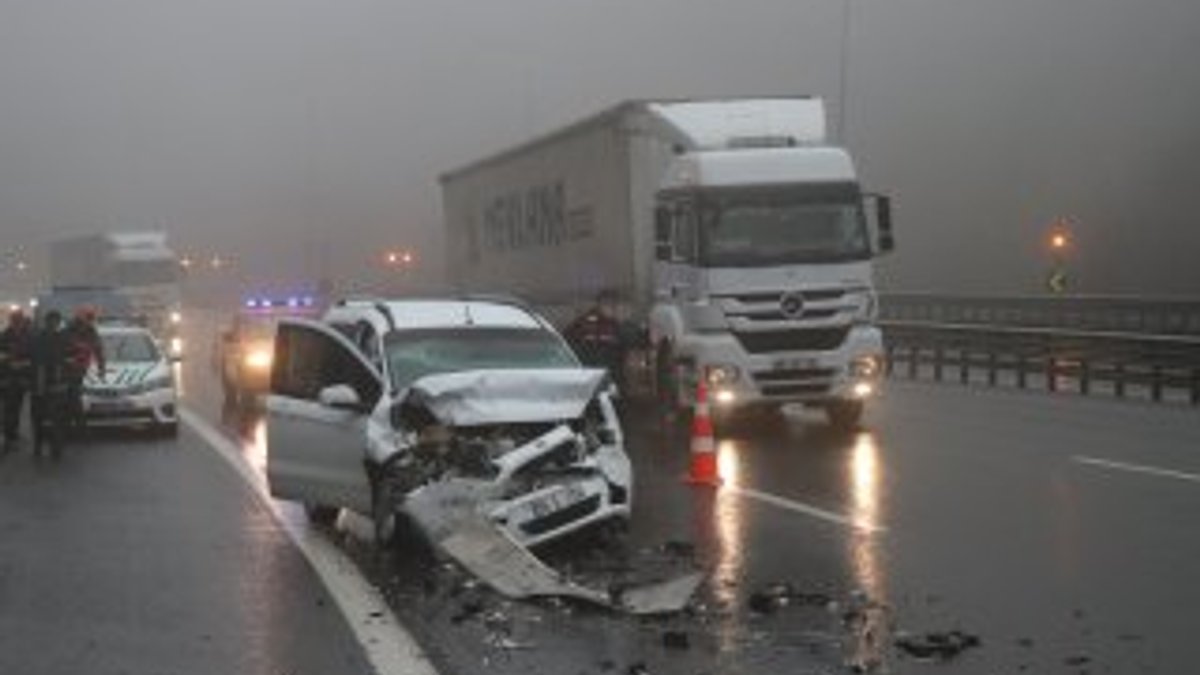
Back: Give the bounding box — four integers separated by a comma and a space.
82, 323, 179, 435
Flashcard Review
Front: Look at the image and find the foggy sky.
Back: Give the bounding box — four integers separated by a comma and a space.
1, 0, 1197, 296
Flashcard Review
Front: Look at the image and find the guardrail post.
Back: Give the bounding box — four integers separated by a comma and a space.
1192, 367, 1199, 405
1080, 359, 1091, 395
1114, 363, 1126, 398
886, 343, 896, 376
1046, 355, 1057, 393
1017, 353, 1028, 389
988, 351, 998, 386
934, 346, 944, 381
908, 346, 918, 379
1151, 365, 1164, 402
960, 346, 970, 385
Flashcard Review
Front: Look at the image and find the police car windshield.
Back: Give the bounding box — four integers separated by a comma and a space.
101, 333, 160, 363
384, 328, 578, 390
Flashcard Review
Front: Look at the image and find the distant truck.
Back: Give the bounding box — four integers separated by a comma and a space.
441, 98, 895, 428
47, 232, 184, 357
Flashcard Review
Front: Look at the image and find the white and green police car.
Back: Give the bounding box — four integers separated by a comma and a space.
82, 323, 179, 436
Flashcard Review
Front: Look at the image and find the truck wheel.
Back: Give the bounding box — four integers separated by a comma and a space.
825, 399, 864, 431
304, 503, 339, 526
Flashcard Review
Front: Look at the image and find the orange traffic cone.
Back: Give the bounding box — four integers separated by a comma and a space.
684, 379, 721, 486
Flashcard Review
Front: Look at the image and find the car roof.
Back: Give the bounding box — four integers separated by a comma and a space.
333, 299, 547, 332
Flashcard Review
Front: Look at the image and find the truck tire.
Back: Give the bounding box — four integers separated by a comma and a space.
825, 399, 864, 431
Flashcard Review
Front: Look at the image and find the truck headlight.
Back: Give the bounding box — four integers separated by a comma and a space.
169, 311, 183, 325
705, 363, 741, 385
169, 337, 184, 356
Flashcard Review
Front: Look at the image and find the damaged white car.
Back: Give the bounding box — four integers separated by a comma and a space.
265, 298, 632, 549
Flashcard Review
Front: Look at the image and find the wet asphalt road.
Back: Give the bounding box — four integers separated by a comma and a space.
182, 308, 1200, 675
5, 315, 1199, 675
0, 401, 375, 674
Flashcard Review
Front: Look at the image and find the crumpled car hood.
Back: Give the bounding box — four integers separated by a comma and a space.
402, 368, 609, 426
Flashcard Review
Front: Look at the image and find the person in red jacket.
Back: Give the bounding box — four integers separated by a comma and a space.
63, 306, 107, 431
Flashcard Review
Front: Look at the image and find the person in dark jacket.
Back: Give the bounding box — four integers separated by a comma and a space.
31, 310, 71, 457
63, 306, 106, 431
563, 290, 628, 392
1, 309, 35, 449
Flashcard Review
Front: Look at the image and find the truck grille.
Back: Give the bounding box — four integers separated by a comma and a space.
760, 383, 830, 397
734, 327, 850, 354
754, 367, 837, 382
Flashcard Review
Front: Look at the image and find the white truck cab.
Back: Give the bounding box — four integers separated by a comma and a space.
441, 98, 894, 429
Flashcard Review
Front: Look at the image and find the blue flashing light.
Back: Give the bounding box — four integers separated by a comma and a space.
287, 297, 300, 308
245, 299, 259, 309
302, 296, 315, 307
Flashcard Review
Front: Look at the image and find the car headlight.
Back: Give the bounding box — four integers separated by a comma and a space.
705, 363, 741, 385
169, 311, 183, 325
169, 337, 185, 355
244, 347, 273, 370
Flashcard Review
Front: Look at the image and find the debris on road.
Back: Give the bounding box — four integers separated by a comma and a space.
894, 630, 981, 661
405, 482, 702, 615
747, 582, 833, 615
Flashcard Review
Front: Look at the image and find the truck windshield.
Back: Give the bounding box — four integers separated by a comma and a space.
385, 328, 579, 390
698, 184, 870, 267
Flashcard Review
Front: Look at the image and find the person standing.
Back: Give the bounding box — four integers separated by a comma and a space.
1, 309, 35, 449
32, 310, 70, 458
64, 306, 106, 431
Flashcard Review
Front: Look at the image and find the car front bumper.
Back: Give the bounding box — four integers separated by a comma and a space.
82, 387, 178, 426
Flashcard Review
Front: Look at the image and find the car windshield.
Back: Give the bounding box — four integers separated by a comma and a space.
384, 328, 579, 390
101, 333, 160, 363
698, 184, 870, 267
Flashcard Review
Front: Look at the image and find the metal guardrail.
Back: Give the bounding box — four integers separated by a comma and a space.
879, 293, 1200, 337
882, 320, 1200, 405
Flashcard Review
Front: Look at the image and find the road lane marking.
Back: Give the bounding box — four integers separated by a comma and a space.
723, 485, 886, 535
1073, 455, 1200, 485
180, 407, 438, 675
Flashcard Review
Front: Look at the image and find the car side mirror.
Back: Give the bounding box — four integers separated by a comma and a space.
318, 384, 363, 411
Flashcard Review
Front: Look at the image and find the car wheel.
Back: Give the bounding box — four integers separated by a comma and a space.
825, 399, 864, 432
304, 503, 339, 525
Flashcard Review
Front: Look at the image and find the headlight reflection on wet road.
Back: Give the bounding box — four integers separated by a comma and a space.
845, 432, 889, 671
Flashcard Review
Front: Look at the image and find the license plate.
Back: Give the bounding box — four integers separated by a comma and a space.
90, 400, 133, 413
527, 484, 588, 520
773, 357, 819, 370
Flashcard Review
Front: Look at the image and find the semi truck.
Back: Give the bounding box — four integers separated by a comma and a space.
441, 98, 895, 428
47, 232, 185, 357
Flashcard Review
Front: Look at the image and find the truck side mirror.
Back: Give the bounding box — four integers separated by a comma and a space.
866, 193, 895, 254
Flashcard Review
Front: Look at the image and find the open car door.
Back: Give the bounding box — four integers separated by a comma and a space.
266, 318, 383, 515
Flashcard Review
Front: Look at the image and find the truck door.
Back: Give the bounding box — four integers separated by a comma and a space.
265, 318, 383, 515
654, 198, 702, 302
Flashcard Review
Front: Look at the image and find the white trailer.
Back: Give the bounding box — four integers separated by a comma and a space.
441, 98, 895, 428
48, 232, 185, 356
